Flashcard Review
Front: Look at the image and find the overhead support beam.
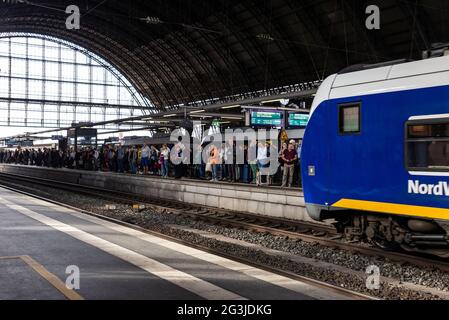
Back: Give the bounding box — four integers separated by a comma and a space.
340, 1, 392, 62
8, 89, 317, 139
98, 125, 177, 135
284, 0, 343, 77
396, 0, 431, 54
0, 97, 148, 111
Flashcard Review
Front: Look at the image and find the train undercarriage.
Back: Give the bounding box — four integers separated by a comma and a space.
332, 211, 449, 258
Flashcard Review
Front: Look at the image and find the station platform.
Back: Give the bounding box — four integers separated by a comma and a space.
0, 164, 310, 222
0, 186, 346, 300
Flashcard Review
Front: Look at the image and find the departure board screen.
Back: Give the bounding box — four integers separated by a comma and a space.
287, 112, 310, 128
250, 111, 283, 127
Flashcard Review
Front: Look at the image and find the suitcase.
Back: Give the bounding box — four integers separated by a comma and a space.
257, 171, 271, 186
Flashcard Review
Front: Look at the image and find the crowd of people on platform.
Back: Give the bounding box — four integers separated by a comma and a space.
0, 148, 65, 168
0, 139, 303, 188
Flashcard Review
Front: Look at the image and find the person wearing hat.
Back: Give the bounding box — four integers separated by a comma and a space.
281, 140, 298, 188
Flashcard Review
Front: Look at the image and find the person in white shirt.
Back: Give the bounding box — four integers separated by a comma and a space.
257, 142, 268, 166
256, 141, 271, 186
160, 144, 170, 178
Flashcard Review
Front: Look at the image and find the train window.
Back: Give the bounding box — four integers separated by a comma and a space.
339, 103, 361, 134
406, 121, 449, 171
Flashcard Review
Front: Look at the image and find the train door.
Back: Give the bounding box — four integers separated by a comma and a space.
330, 101, 363, 204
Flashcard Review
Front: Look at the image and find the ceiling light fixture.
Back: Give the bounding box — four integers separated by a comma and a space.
221, 116, 243, 120
142, 16, 162, 25
256, 34, 275, 41
261, 99, 283, 104
190, 114, 212, 118
189, 109, 205, 114
221, 105, 241, 110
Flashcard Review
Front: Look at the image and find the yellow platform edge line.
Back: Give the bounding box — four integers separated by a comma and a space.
333, 199, 449, 221
0, 256, 24, 260
20, 255, 84, 301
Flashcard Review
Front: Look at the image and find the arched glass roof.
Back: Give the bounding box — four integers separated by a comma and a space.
0, 32, 153, 137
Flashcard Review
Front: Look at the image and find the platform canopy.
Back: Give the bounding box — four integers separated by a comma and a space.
0, 0, 446, 111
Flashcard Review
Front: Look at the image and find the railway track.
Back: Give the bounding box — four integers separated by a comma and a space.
1, 171, 449, 274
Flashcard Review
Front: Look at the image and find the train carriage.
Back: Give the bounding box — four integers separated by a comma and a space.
302, 55, 449, 257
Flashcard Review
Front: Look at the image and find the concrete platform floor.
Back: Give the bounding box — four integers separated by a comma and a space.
0, 186, 346, 300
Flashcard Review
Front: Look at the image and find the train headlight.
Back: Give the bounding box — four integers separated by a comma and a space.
308, 166, 316, 176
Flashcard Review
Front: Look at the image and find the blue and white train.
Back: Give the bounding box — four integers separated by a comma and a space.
302, 55, 449, 257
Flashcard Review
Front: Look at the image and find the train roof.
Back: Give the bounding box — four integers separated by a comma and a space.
311, 55, 449, 115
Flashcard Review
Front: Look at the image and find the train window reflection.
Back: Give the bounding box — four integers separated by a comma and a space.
339, 103, 361, 134
408, 123, 449, 138
407, 121, 449, 170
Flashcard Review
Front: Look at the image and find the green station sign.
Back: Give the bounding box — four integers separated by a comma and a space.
288, 113, 310, 127
251, 111, 283, 126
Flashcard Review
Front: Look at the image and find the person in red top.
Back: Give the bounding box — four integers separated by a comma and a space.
281, 140, 298, 188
